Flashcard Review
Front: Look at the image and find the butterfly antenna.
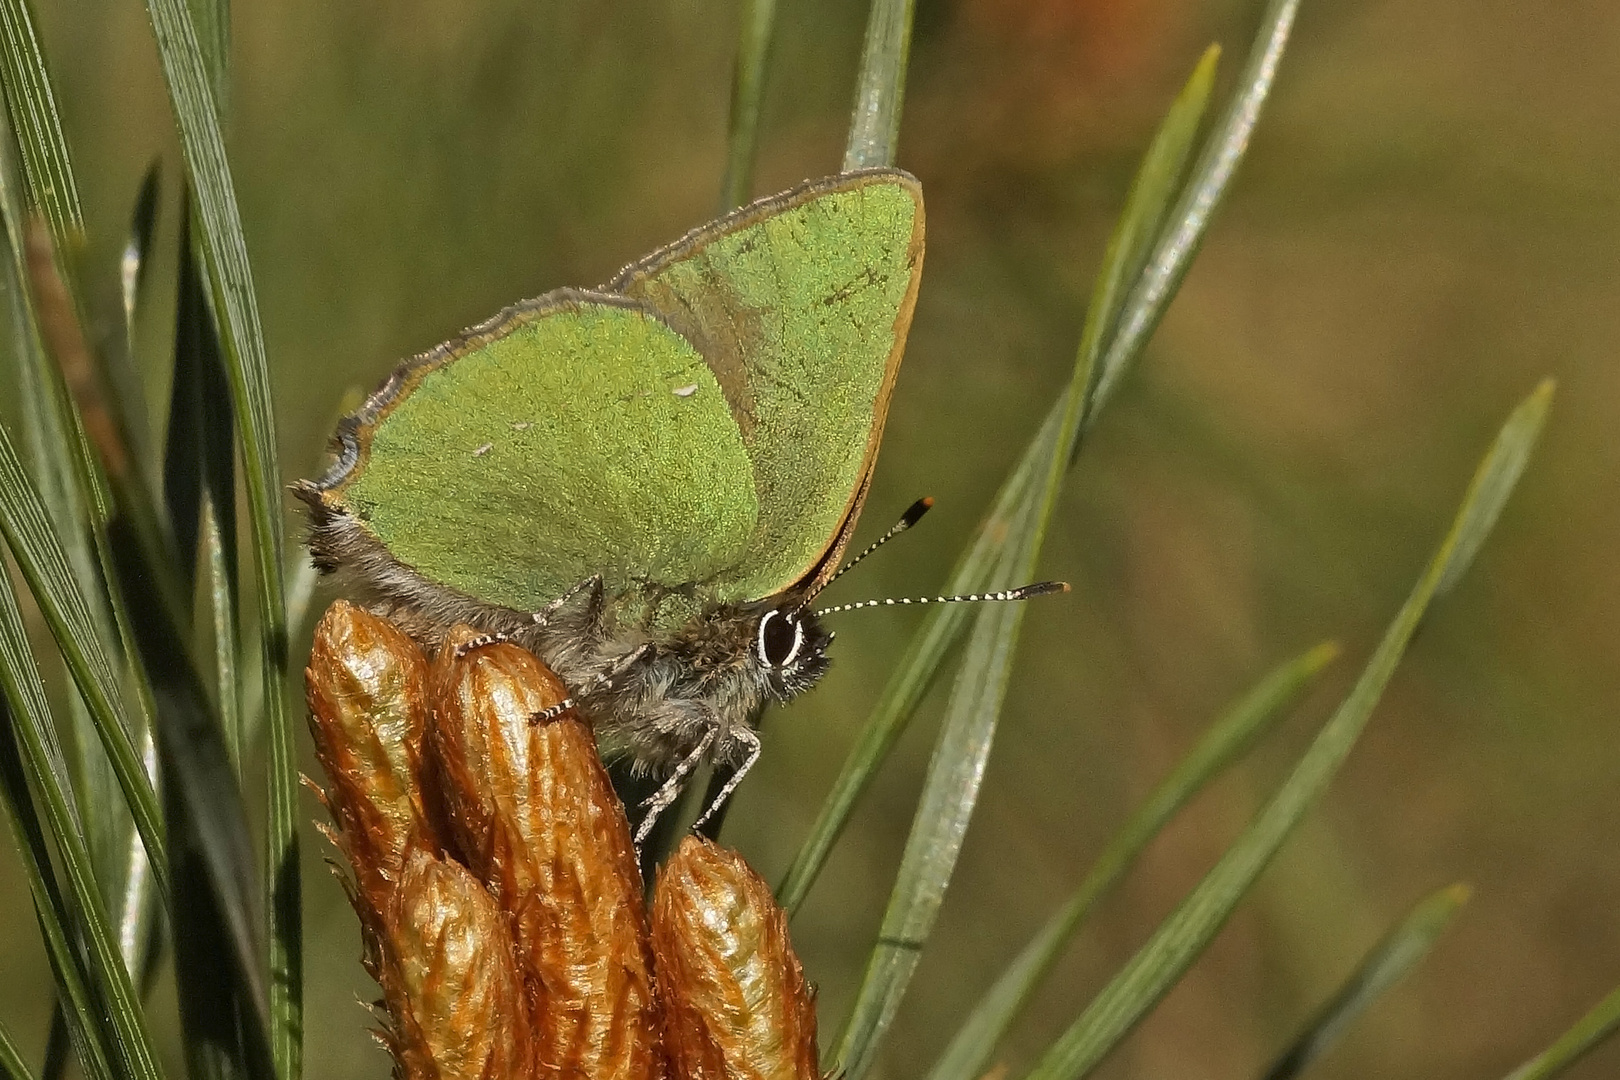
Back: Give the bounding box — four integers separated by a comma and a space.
814, 580, 1069, 618
815, 497, 935, 598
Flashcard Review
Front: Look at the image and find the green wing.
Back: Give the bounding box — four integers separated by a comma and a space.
611, 169, 925, 603
325, 293, 760, 613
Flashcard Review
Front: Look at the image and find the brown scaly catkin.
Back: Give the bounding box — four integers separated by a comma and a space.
431, 625, 666, 1080
310, 605, 822, 1080
379, 849, 538, 1080
652, 835, 819, 1080
307, 602, 537, 1080
305, 600, 435, 891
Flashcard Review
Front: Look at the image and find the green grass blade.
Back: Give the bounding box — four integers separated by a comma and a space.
139, 2, 301, 1071
1260, 882, 1470, 1080
201, 504, 242, 770
1072, 44, 1217, 423
164, 207, 234, 578
842, 0, 914, 170
833, 496, 1045, 1080
96, 160, 163, 486
1090, 0, 1300, 414
1021, 382, 1553, 1080
0, 422, 169, 895
121, 159, 161, 337
0, 99, 132, 893
780, 46, 1221, 918
0, 1013, 38, 1080
5, 241, 125, 891
776, 402, 1057, 915
109, 163, 167, 986
0, 699, 115, 1080
1502, 985, 1620, 1080
96, 508, 272, 1074
718, 0, 776, 211
834, 31, 1297, 1064
927, 642, 1338, 1080
15, 206, 274, 1075
165, 206, 242, 766
0, 0, 82, 246
0, 566, 165, 1080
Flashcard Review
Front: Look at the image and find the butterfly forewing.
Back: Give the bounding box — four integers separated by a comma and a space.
315, 293, 760, 615
612, 169, 926, 604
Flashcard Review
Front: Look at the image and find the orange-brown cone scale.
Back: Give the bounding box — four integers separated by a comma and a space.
652, 836, 819, 1080
307, 602, 537, 1079
431, 625, 666, 1080
308, 604, 823, 1080
379, 848, 539, 1080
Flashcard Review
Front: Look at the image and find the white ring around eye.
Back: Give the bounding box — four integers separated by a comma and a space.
756, 609, 805, 668
784, 615, 804, 666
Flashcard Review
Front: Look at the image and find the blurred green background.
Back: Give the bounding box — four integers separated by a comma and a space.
3, 0, 1618, 1077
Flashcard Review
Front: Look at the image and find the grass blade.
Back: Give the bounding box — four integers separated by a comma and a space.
0, 90, 135, 893
0, 1013, 38, 1080
121, 159, 161, 337
776, 402, 1056, 915
1073, 44, 1218, 420
0, 698, 115, 1080
832, 25, 1293, 1066
1090, 0, 1301, 413
0, 0, 82, 246
927, 642, 1338, 1080
779, 42, 1220, 919
138, 1, 302, 1071
1260, 882, 1470, 1080
165, 205, 242, 766
0, 563, 165, 1080
103, 510, 274, 1080
833, 497, 1044, 1080
718, 0, 776, 211
843, 0, 914, 170
16, 214, 272, 1080
0, 420, 168, 895
1021, 381, 1553, 1080
1502, 985, 1620, 1080
95, 160, 163, 488
200, 506, 243, 770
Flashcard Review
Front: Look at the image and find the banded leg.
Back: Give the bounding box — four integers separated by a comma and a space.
576, 642, 654, 698
690, 726, 761, 835
529, 698, 574, 724
531, 574, 603, 629
454, 632, 509, 658
633, 726, 716, 851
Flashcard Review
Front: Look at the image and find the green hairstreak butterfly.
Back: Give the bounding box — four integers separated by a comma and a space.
298, 168, 1063, 842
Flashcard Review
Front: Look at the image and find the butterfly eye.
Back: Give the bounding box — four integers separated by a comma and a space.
757, 609, 804, 668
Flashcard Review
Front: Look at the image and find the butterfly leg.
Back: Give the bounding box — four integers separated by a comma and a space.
633, 726, 716, 852
689, 726, 761, 835
529, 698, 575, 725
576, 642, 654, 698
531, 574, 604, 629
454, 633, 509, 657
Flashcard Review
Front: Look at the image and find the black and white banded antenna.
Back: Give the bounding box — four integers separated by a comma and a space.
814, 580, 1069, 619
818, 496, 935, 591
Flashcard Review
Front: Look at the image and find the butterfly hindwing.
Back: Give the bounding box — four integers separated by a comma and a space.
611, 168, 926, 603
308, 291, 760, 614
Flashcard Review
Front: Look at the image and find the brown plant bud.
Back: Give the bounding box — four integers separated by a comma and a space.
375, 848, 537, 1080
431, 625, 664, 1080
305, 600, 437, 901
651, 836, 818, 1080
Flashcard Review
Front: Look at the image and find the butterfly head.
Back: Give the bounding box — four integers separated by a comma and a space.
752, 605, 832, 700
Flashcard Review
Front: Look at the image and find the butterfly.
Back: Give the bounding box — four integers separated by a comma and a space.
297, 168, 1060, 844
